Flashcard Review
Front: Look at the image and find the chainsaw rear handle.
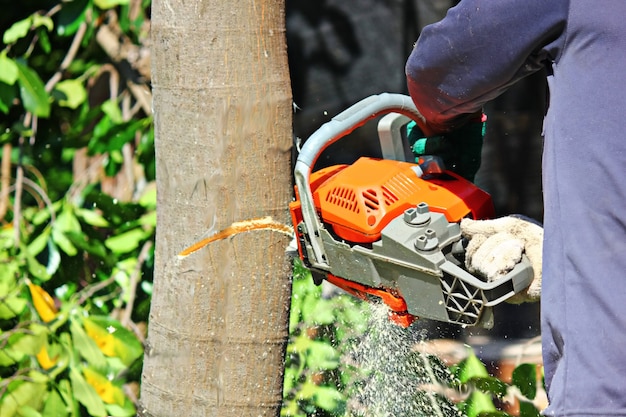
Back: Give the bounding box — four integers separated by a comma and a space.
294, 94, 425, 268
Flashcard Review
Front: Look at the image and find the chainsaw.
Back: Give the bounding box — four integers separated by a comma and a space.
289, 93, 533, 329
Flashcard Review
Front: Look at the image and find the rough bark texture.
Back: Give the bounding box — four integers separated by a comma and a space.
140, 1, 293, 416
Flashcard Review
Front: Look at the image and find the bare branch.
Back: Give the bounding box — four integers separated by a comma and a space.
0, 144, 12, 221
45, 22, 88, 93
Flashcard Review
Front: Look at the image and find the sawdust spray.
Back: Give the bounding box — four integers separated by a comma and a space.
343, 303, 461, 417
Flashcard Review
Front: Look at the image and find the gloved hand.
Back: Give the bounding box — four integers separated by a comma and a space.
407, 113, 486, 182
460, 216, 543, 303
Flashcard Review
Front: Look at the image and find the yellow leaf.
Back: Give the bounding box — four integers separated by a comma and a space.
82, 367, 125, 405
27, 280, 57, 323
36, 345, 58, 370
83, 318, 116, 356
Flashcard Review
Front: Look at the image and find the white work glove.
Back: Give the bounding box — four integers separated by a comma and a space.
460, 216, 543, 303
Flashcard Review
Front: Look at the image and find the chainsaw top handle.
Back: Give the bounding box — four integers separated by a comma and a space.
295, 93, 423, 167
294, 94, 425, 269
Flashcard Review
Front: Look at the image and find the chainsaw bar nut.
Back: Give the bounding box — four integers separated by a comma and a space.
404, 202, 431, 226
414, 228, 439, 251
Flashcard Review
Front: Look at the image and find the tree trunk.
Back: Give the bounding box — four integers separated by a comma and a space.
140, 1, 293, 416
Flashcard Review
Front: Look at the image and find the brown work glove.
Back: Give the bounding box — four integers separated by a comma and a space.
460, 216, 543, 303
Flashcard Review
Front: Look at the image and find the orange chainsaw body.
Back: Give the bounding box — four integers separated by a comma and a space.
289, 157, 495, 326
304, 157, 493, 243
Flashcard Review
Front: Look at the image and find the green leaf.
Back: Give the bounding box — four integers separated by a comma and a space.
281, 400, 306, 417
53, 79, 87, 109
32, 14, 54, 32
42, 389, 69, 417
3, 17, 32, 45
25, 250, 51, 281
16, 405, 41, 417
56, 379, 78, 416
283, 366, 299, 396
104, 228, 149, 254
52, 228, 77, 256
464, 391, 496, 417
105, 400, 136, 417
112, 259, 135, 303
292, 333, 312, 354
457, 351, 489, 383
57, 0, 89, 36
334, 297, 368, 334
56, 206, 82, 233
8, 325, 46, 356
37, 28, 51, 54
138, 210, 156, 228
66, 231, 108, 259
137, 127, 155, 180
84, 189, 146, 225
512, 363, 538, 400
307, 297, 336, 325
0, 262, 19, 286
75, 208, 109, 227
0, 227, 15, 251
101, 99, 123, 123
45, 239, 61, 276
518, 400, 541, 417
52, 207, 82, 256
94, 0, 130, 10
0, 292, 28, 320
69, 318, 107, 369
301, 292, 323, 325
28, 227, 51, 257
31, 200, 61, 225
469, 376, 509, 398
89, 118, 151, 154
0, 81, 17, 114
289, 297, 302, 334
141, 280, 153, 295
69, 367, 107, 417
0, 282, 28, 320
15, 62, 50, 118
0, 348, 20, 366
138, 185, 156, 208
0, 52, 19, 85
313, 386, 344, 412
0, 380, 47, 417
297, 380, 318, 401
305, 340, 339, 371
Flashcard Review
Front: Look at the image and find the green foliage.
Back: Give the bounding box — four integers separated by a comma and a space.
1, 0, 153, 415
452, 351, 543, 417
284, 262, 544, 417
282, 260, 368, 417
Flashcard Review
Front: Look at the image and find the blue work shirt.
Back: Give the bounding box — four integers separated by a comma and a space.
406, 1, 626, 415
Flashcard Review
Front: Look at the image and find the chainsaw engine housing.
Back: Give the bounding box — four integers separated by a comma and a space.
309, 157, 494, 244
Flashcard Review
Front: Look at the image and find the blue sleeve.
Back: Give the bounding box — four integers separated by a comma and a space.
405, 0, 568, 135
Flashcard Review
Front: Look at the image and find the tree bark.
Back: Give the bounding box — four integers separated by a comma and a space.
140, 1, 293, 416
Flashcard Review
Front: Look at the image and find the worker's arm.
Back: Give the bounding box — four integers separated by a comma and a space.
406, 0, 568, 136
